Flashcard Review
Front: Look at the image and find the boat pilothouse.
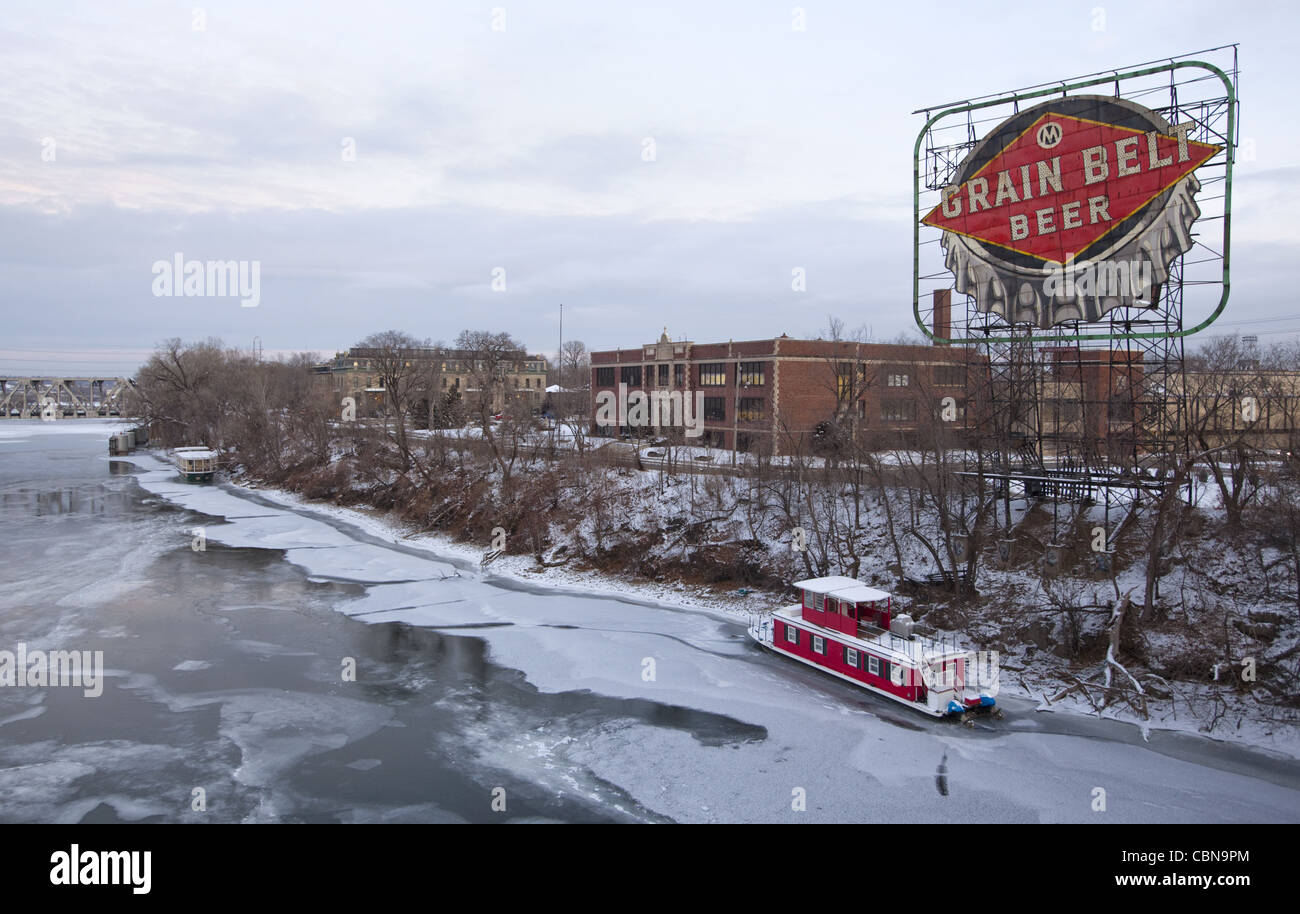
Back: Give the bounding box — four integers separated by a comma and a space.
748, 576, 1000, 724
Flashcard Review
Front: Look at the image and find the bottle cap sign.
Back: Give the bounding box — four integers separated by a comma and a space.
922, 95, 1222, 327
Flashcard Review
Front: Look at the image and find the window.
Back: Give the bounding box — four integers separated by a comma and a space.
888, 374, 909, 387
785, 624, 799, 644
703, 397, 726, 421
867, 655, 881, 676
596, 367, 615, 386
845, 647, 859, 668
620, 365, 642, 386
836, 364, 856, 400
739, 361, 765, 386
699, 363, 726, 386
935, 365, 965, 387
881, 400, 917, 422
737, 397, 765, 421
673, 364, 685, 387
802, 590, 814, 609
812, 635, 825, 654
657, 364, 669, 386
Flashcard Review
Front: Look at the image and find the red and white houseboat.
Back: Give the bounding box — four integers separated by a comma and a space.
748, 576, 999, 723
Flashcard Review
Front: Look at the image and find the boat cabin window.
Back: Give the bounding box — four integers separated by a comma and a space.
867, 655, 881, 676
845, 647, 859, 668
812, 635, 825, 655
785, 625, 798, 644
802, 590, 814, 609
859, 601, 883, 627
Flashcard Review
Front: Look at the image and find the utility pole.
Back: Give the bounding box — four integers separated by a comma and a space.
551, 303, 562, 447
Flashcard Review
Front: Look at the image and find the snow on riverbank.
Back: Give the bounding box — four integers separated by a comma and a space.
116, 448, 1300, 822
112, 443, 1300, 766
211, 470, 1299, 762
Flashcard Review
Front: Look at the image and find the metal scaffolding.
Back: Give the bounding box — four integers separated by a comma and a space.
913, 46, 1238, 566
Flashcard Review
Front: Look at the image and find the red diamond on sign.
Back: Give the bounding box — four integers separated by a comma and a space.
921, 113, 1220, 264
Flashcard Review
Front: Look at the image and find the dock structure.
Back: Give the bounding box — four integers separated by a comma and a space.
0, 377, 134, 418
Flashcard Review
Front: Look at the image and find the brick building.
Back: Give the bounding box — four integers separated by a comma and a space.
330, 346, 548, 417
590, 329, 977, 455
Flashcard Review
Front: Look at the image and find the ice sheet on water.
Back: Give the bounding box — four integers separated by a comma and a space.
215, 691, 393, 792
0, 419, 127, 443
0, 759, 98, 822
134, 460, 460, 583
126, 456, 1300, 823
337, 580, 483, 624
105, 669, 397, 821
0, 738, 191, 824
172, 660, 212, 671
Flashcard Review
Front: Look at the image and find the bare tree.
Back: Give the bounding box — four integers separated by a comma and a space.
353, 330, 437, 472
133, 337, 232, 446
559, 340, 590, 391
1183, 336, 1271, 530
456, 329, 529, 479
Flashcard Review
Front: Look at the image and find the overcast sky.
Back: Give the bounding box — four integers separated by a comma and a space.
1, 1, 1296, 375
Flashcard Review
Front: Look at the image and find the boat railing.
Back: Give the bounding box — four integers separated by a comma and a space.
855, 622, 928, 660
855, 621, 975, 666
746, 611, 772, 645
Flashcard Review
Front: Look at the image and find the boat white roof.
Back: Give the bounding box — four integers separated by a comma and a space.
175, 447, 219, 458
793, 576, 891, 603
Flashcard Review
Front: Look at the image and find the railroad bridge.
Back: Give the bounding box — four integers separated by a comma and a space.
0, 377, 134, 418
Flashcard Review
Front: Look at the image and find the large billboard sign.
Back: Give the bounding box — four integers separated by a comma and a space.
923, 96, 1220, 328
913, 58, 1235, 342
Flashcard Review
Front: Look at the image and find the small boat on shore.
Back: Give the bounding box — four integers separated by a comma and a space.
747, 575, 1000, 724
173, 446, 219, 482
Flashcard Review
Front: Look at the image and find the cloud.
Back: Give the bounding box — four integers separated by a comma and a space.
0, 1, 1294, 371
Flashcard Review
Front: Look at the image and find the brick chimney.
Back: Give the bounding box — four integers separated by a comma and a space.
932, 288, 952, 345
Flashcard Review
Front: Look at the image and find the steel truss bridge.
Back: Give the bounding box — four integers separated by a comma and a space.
0, 377, 134, 419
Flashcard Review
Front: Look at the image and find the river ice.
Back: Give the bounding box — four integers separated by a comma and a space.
119, 450, 1300, 823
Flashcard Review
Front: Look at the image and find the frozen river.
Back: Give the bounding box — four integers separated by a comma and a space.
1, 421, 1297, 823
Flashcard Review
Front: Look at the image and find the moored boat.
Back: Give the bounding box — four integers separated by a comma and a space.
173, 446, 219, 482
748, 575, 1000, 723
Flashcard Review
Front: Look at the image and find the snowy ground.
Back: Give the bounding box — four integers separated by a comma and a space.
234, 472, 1300, 760
116, 448, 1300, 822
